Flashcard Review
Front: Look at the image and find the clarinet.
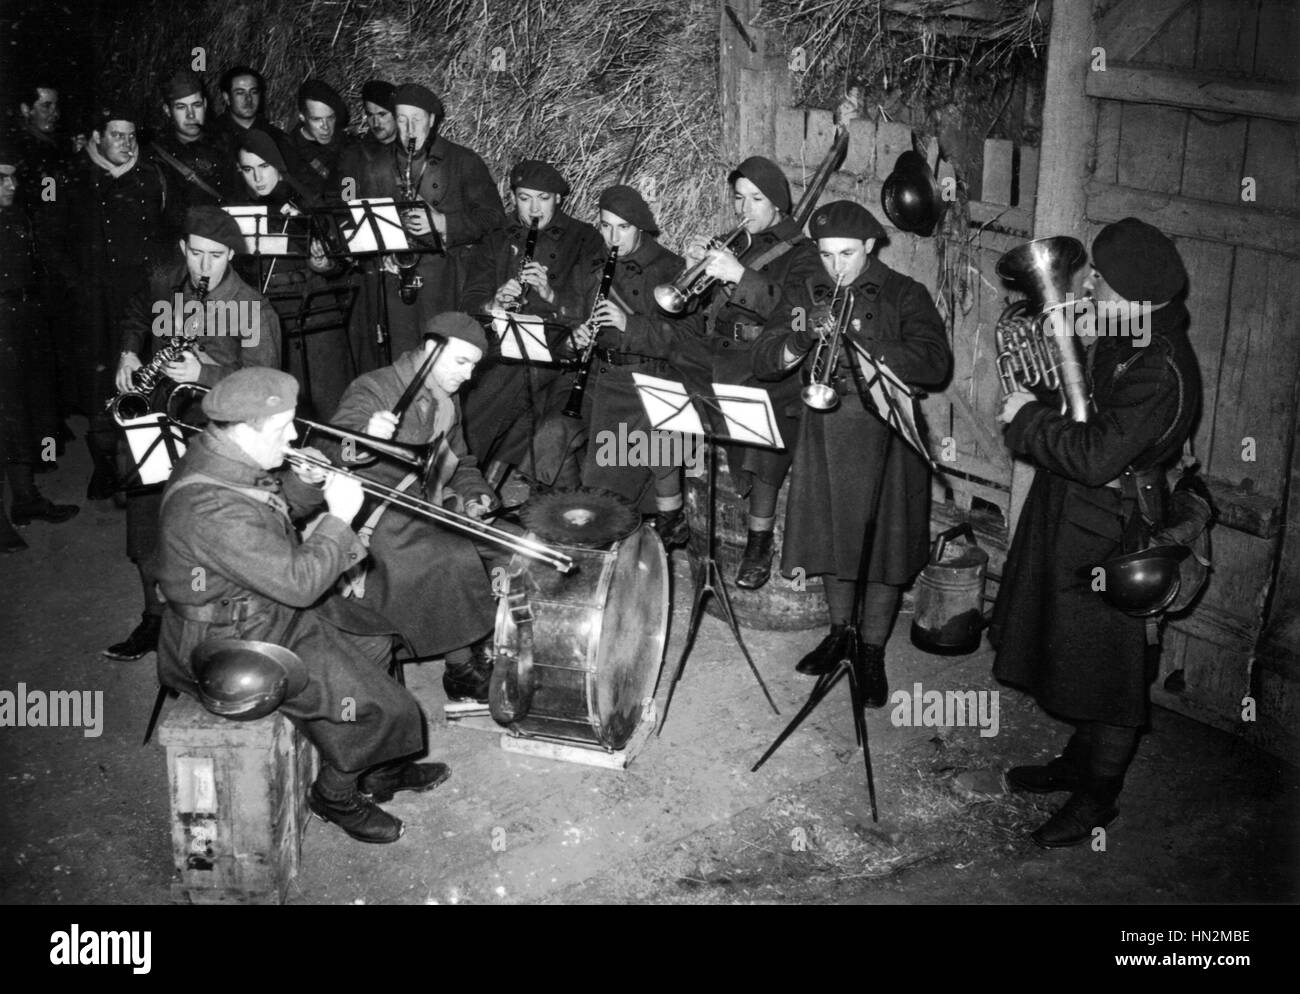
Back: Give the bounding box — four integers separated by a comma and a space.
108, 276, 209, 424
510, 215, 541, 312
562, 246, 619, 420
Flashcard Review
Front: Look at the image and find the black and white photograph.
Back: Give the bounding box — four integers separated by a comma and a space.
0, 0, 1296, 935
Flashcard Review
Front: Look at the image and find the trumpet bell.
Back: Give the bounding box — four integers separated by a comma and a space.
653, 283, 689, 314
800, 383, 839, 411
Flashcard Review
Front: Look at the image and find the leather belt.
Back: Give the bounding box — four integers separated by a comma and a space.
1104, 466, 1165, 495
721, 322, 763, 343
170, 598, 250, 624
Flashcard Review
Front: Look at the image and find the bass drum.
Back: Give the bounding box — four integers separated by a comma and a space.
490, 502, 668, 751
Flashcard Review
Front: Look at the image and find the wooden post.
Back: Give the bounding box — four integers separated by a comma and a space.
1008, 0, 1099, 536
719, 0, 766, 166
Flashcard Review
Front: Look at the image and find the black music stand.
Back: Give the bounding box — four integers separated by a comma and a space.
750, 343, 933, 822
116, 412, 188, 493
636, 376, 784, 732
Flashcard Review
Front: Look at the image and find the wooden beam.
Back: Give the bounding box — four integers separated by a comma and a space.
1085, 179, 1300, 258
1086, 63, 1300, 122
1096, 0, 1195, 62
719, 0, 765, 166
883, 0, 1006, 20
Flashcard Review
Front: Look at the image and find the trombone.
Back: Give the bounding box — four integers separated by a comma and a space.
165, 383, 575, 573
801, 279, 855, 411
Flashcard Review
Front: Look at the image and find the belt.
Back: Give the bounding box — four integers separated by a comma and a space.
720, 322, 763, 343
1104, 466, 1165, 496
595, 348, 660, 366
170, 598, 251, 624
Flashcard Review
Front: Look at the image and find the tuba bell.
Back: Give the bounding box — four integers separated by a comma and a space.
994, 236, 1090, 423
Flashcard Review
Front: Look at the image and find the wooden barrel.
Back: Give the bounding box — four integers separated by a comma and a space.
683, 446, 828, 631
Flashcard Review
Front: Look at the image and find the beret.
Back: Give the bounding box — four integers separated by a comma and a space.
202, 368, 298, 423
361, 80, 396, 114
810, 200, 885, 242
423, 311, 488, 353
94, 104, 138, 132
728, 156, 792, 214
510, 159, 569, 196
184, 205, 246, 254
392, 83, 444, 120
161, 70, 204, 103
1091, 217, 1187, 304
297, 79, 349, 125
237, 128, 287, 173
598, 184, 658, 235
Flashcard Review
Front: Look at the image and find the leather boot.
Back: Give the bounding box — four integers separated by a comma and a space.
10, 495, 80, 526
1031, 777, 1122, 849
795, 624, 850, 675
103, 612, 162, 660
443, 639, 493, 703
651, 506, 690, 550
308, 784, 404, 844
1007, 755, 1086, 794
359, 761, 451, 803
854, 642, 889, 709
735, 529, 775, 590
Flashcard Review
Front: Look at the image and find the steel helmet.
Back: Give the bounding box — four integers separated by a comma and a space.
881, 151, 945, 237
1099, 544, 1191, 617
191, 638, 303, 720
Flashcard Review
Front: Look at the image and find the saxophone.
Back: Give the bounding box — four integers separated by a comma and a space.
109, 275, 208, 425
395, 136, 425, 305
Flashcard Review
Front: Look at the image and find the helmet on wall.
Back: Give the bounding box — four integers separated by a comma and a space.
191, 639, 303, 720
881, 151, 945, 237
1099, 545, 1191, 617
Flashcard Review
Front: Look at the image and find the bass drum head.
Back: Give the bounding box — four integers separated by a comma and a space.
592, 524, 669, 749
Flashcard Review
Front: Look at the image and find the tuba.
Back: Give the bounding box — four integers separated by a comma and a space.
994, 236, 1090, 423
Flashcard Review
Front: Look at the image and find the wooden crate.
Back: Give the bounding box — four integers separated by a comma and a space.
158, 695, 317, 905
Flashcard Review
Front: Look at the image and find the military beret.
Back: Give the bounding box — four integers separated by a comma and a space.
184, 205, 246, 254
392, 83, 444, 120
810, 200, 885, 242
238, 127, 287, 174
728, 156, 792, 214
161, 70, 204, 103
510, 159, 569, 196
93, 104, 138, 132
1091, 217, 1187, 304
361, 80, 396, 114
202, 368, 299, 423
423, 311, 488, 353
297, 79, 349, 125
598, 184, 658, 235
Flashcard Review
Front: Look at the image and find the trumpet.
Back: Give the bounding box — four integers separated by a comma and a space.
653, 222, 752, 314
108, 275, 209, 425
280, 447, 575, 574
801, 279, 855, 411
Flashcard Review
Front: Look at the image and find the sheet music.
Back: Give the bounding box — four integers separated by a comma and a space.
631, 374, 706, 436
344, 198, 411, 253
491, 312, 553, 362
121, 414, 186, 487
710, 383, 784, 449
846, 339, 933, 465
224, 206, 290, 256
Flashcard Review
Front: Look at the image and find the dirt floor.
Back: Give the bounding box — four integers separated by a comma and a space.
1, 426, 1297, 906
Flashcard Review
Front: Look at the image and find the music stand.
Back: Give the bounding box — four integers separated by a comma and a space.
633, 375, 784, 732
116, 412, 188, 493
750, 342, 933, 822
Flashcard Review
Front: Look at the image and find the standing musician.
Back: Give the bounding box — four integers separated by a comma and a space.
356, 83, 503, 357
563, 185, 692, 545
155, 367, 448, 845
104, 206, 282, 662
751, 201, 950, 705
462, 159, 603, 490
230, 127, 351, 417
991, 218, 1201, 848
328, 313, 501, 703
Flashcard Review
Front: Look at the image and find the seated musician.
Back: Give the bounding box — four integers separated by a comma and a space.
563, 185, 692, 546
751, 201, 950, 706
329, 312, 500, 703
104, 206, 283, 662
154, 367, 449, 845
461, 159, 603, 491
